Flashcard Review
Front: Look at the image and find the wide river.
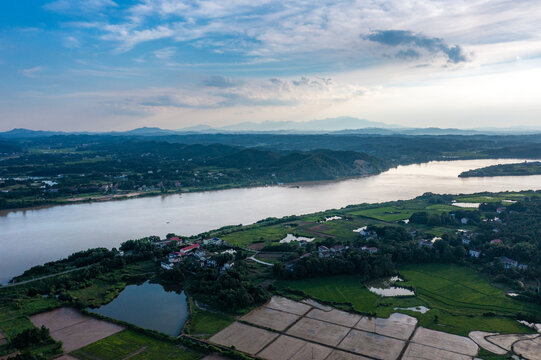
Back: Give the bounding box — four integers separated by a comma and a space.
2, 158, 541, 283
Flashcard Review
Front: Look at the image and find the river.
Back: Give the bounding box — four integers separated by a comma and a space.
1, 158, 541, 283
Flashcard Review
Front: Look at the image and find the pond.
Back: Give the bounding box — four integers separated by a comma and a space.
88, 281, 188, 337
394, 306, 430, 314
367, 276, 415, 297
280, 233, 316, 243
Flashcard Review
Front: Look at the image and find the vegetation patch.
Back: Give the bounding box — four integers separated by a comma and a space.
71, 330, 202, 360
187, 310, 234, 338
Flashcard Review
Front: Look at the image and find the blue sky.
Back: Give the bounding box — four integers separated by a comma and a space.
1, 0, 541, 131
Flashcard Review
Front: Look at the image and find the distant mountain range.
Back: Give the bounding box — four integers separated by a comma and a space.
1, 117, 541, 138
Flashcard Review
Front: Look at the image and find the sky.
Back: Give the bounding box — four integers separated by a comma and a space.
1, 0, 541, 131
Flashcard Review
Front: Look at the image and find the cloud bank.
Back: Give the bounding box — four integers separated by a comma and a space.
366, 30, 468, 63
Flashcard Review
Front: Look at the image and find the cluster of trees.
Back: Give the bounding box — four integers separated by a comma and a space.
11, 248, 122, 283
10, 326, 57, 350
409, 209, 480, 226
187, 263, 269, 310
273, 252, 395, 280
459, 162, 541, 177
0, 136, 389, 210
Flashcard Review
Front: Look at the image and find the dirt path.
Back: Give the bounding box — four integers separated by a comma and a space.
121, 346, 148, 360
3, 266, 91, 288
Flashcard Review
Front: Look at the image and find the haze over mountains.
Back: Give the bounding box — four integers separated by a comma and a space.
1, 117, 540, 138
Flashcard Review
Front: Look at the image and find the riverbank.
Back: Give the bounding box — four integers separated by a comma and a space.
2, 189, 541, 359
0, 174, 371, 214
459, 161, 541, 178
2, 158, 541, 284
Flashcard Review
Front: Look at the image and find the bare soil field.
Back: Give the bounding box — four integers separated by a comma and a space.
468, 331, 507, 355
486, 333, 539, 351
338, 329, 406, 360
289, 342, 334, 360
209, 322, 278, 355
410, 327, 478, 357
53, 355, 79, 360
286, 317, 350, 347
257, 335, 311, 360
209, 296, 541, 360
266, 296, 311, 315
355, 313, 417, 340
402, 343, 472, 360
513, 336, 541, 360
325, 350, 371, 360
241, 306, 300, 331
301, 299, 333, 311
29, 307, 124, 353
306, 308, 361, 328
201, 355, 232, 360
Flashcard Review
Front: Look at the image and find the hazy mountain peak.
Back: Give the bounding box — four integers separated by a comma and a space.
218, 117, 395, 132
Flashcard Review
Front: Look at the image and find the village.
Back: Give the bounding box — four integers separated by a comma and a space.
158, 236, 237, 273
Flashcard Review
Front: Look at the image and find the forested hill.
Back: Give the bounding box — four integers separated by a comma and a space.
2, 131, 541, 210
459, 161, 541, 178
0, 138, 387, 210
0, 140, 21, 154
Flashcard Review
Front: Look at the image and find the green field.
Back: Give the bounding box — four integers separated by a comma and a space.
349, 206, 414, 221
71, 330, 202, 360
187, 310, 234, 337
400, 264, 538, 316
454, 191, 538, 203
276, 264, 539, 336
349, 203, 466, 222
276, 275, 423, 318
220, 225, 290, 247
0, 296, 60, 338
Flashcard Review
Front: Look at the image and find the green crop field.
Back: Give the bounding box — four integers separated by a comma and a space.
0, 296, 60, 338
276, 275, 379, 313
71, 330, 202, 360
187, 310, 234, 337
348, 206, 414, 221
400, 263, 541, 317
454, 191, 538, 204
220, 225, 290, 247
276, 264, 539, 336
347, 203, 465, 222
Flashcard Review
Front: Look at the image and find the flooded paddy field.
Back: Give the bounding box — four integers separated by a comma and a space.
210, 296, 541, 360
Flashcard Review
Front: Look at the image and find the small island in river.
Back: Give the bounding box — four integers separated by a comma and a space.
459, 161, 541, 178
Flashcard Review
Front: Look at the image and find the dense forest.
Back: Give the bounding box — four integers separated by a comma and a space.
459, 161, 541, 177
1, 131, 541, 210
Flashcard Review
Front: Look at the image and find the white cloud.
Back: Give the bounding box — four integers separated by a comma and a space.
20, 66, 44, 78
63, 36, 81, 49
32, 75, 369, 112
59, 0, 541, 69
153, 47, 175, 60
44, 0, 117, 13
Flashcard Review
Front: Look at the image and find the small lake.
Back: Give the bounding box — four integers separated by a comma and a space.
367, 276, 415, 297
88, 281, 188, 337
369, 286, 415, 297
2, 158, 541, 283
280, 234, 316, 243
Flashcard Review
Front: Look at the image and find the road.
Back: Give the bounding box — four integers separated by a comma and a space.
1, 266, 91, 288
248, 253, 273, 266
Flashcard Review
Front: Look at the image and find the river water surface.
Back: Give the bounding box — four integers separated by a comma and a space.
2, 158, 541, 283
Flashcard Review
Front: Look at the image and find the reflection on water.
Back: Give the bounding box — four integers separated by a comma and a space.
280, 234, 315, 243
394, 306, 430, 314
452, 202, 480, 208
367, 276, 414, 297
2, 158, 541, 283
88, 281, 188, 336
369, 287, 415, 297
